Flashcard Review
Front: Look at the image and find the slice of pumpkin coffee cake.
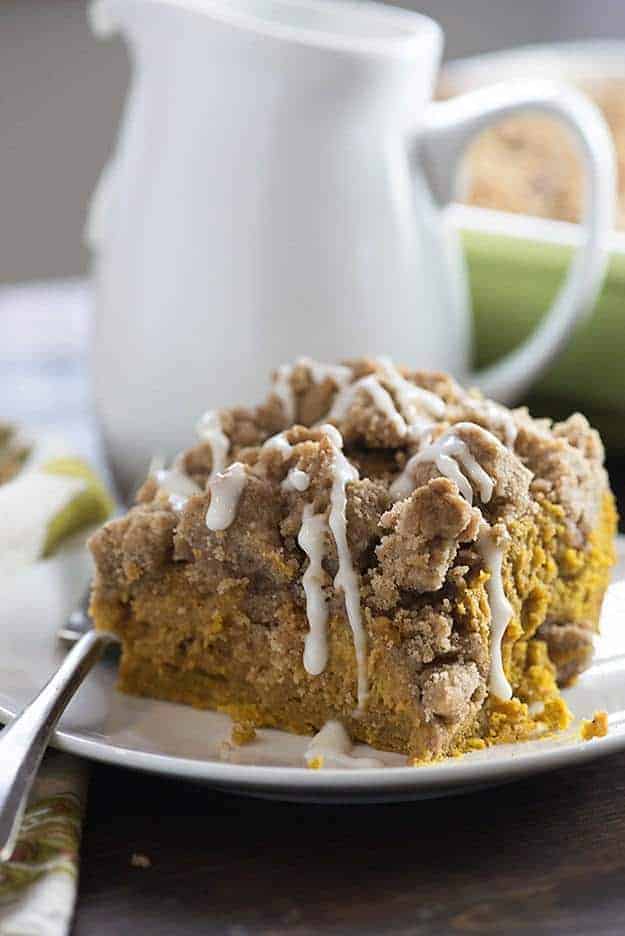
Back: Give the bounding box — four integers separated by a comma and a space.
89, 358, 616, 761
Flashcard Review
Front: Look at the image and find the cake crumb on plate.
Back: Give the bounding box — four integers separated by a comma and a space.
580, 711, 609, 741
131, 852, 152, 869
231, 721, 257, 746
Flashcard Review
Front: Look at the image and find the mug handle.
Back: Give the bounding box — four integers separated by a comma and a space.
419, 80, 615, 404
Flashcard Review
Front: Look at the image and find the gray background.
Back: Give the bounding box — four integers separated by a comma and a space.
2, 0, 625, 283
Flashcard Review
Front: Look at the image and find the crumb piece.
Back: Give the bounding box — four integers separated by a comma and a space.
581, 710, 609, 741
537, 620, 594, 686
485, 695, 572, 745
516, 412, 607, 540
231, 721, 257, 746
410, 752, 445, 767
372, 477, 481, 604
410, 421, 532, 513
306, 756, 324, 770
131, 852, 152, 869
533, 698, 571, 736
89, 506, 177, 592
218, 740, 234, 761
420, 662, 482, 721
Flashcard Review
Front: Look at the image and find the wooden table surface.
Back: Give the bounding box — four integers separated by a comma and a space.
73, 459, 625, 936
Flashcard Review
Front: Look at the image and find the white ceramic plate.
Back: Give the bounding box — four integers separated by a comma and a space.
1, 536, 625, 803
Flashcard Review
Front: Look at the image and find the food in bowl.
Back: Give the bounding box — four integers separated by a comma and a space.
455, 78, 625, 229
88, 358, 616, 762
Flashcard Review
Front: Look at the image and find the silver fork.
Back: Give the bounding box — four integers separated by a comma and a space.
0, 589, 117, 861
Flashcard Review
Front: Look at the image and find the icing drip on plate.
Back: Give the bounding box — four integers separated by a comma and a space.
196, 411, 229, 482
305, 721, 383, 769
205, 462, 247, 531
476, 522, 513, 701
298, 504, 330, 675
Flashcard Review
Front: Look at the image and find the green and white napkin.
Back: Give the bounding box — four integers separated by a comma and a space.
0, 430, 113, 936
0, 753, 88, 936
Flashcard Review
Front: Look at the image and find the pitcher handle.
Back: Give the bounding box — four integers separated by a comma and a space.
419, 80, 615, 405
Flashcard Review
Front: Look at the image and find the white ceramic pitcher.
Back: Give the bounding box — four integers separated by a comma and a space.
88, 0, 615, 492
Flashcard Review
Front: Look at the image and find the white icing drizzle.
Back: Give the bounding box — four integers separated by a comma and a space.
390, 422, 496, 505
418, 429, 494, 504
376, 356, 446, 427
148, 454, 165, 475
196, 410, 229, 482
290, 425, 367, 710
478, 399, 518, 449
298, 357, 352, 388
265, 422, 368, 702
263, 431, 293, 459
298, 504, 330, 676
327, 360, 446, 448
205, 462, 247, 531
320, 424, 369, 713
329, 375, 408, 437
282, 468, 310, 492
149, 456, 201, 511
477, 522, 513, 701
154, 467, 201, 511
305, 721, 382, 769
272, 364, 296, 423
318, 421, 343, 449
388, 429, 433, 501
271, 358, 352, 423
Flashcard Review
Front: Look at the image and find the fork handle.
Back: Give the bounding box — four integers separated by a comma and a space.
0, 630, 113, 861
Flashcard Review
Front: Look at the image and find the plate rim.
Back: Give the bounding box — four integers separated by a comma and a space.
0, 702, 619, 796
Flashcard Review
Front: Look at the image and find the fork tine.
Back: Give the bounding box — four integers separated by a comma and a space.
58, 586, 93, 642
